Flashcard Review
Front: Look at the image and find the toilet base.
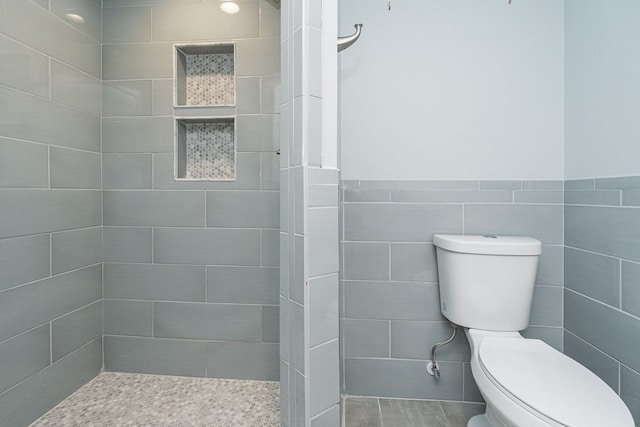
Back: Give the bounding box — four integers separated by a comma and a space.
468, 414, 490, 427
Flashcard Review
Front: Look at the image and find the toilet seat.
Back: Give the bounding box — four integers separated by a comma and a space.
478, 337, 634, 427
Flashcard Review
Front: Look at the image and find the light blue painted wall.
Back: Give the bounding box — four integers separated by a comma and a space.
339, 0, 564, 181
565, 0, 640, 179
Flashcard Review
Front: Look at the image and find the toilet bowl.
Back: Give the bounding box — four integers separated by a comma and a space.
464, 329, 634, 427
432, 234, 635, 427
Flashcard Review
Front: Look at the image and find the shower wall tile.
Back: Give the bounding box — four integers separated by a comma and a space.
51, 61, 102, 116
50, 0, 102, 42
104, 263, 205, 302
51, 227, 102, 274
0, 34, 49, 98
104, 299, 153, 337
0, 86, 101, 152
103, 227, 153, 263
152, 79, 173, 116
206, 191, 279, 228
262, 305, 280, 343
102, 43, 173, 80
0, 189, 101, 239
343, 319, 390, 358
103, 190, 205, 227
207, 266, 279, 304
343, 242, 389, 281
390, 243, 438, 283
308, 274, 339, 347
236, 38, 281, 76
236, 114, 280, 152
102, 6, 152, 44
236, 77, 261, 114
0, 0, 101, 77
0, 265, 102, 342
0, 234, 50, 292
153, 228, 261, 265
103, 80, 154, 117
206, 342, 279, 381
104, 336, 206, 377
309, 340, 340, 417
50, 147, 102, 189
103, 154, 153, 189
0, 325, 50, 395
0, 138, 49, 188
0, 339, 102, 427
51, 300, 102, 361
102, 117, 174, 153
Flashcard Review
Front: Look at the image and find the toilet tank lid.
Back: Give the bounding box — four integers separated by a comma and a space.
433, 234, 542, 256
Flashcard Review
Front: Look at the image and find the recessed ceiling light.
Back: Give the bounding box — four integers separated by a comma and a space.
65, 13, 85, 23
220, 2, 240, 14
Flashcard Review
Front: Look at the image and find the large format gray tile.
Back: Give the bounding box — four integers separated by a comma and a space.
51, 60, 101, 116
622, 261, 640, 318
536, 245, 563, 286
0, 86, 100, 152
390, 243, 438, 282
308, 207, 339, 277
620, 365, 640, 425
0, 325, 50, 394
207, 266, 278, 304
104, 263, 205, 302
50, 147, 101, 189
463, 363, 484, 403
0, 234, 50, 292
153, 228, 261, 266
345, 281, 442, 321
154, 302, 261, 342
151, 2, 259, 41
565, 289, 640, 373
103, 80, 153, 117
0, 138, 48, 188
236, 114, 280, 152
102, 117, 174, 153
51, 227, 102, 274
103, 191, 205, 227
390, 321, 470, 361
343, 242, 389, 281
152, 79, 173, 116
464, 204, 563, 244
104, 299, 153, 337
52, 300, 102, 361
103, 154, 153, 189
392, 190, 512, 203
379, 398, 448, 427
344, 204, 462, 242
0, 0, 101, 77
236, 38, 281, 76
565, 190, 621, 206
563, 330, 619, 392
0, 339, 101, 427
0, 34, 49, 98
565, 247, 620, 307
309, 341, 339, 417
103, 43, 173, 80
521, 326, 563, 352
310, 404, 340, 427
206, 191, 279, 228
206, 342, 279, 381
0, 265, 102, 342
104, 336, 206, 377
102, 6, 151, 43
308, 274, 339, 347
344, 397, 382, 427
263, 229, 279, 267
343, 319, 389, 358
262, 305, 279, 343
50, 0, 102, 43
565, 205, 640, 261
236, 77, 260, 114
440, 401, 486, 427
103, 227, 152, 263
344, 358, 462, 400
529, 285, 563, 327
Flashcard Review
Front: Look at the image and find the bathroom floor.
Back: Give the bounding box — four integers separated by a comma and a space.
343, 396, 485, 427
30, 372, 280, 427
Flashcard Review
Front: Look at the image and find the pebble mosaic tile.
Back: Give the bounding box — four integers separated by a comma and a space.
185, 122, 235, 180
31, 372, 280, 427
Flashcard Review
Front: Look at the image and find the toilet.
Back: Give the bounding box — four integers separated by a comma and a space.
433, 234, 635, 427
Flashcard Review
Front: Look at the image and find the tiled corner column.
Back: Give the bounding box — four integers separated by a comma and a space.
340, 180, 565, 403
280, 0, 341, 425
564, 177, 640, 423
0, 1, 103, 425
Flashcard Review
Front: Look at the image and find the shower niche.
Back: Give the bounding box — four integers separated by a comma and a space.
174, 43, 237, 181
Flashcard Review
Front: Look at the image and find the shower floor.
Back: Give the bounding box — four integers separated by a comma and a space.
30, 372, 280, 427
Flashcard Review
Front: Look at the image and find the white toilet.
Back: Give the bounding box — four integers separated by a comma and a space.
433, 234, 635, 427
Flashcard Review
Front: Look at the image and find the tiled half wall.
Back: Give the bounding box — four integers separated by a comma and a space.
340, 180, 565, 403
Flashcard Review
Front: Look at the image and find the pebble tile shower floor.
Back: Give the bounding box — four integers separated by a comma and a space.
30, 372, 280, 427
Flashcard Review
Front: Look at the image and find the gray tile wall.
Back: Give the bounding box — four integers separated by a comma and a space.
0, 1, 103, 425
340, 180, 565, 403
101, 0, 281, 382
565, 177, 640, 424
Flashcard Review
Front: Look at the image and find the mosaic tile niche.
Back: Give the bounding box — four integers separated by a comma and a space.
176, 44, 236, 106
176, 118, 235, 180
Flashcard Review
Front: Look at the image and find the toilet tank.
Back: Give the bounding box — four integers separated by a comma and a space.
433, 234, 542, 332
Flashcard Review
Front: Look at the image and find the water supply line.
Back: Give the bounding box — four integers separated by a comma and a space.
427, 323, 458, 380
